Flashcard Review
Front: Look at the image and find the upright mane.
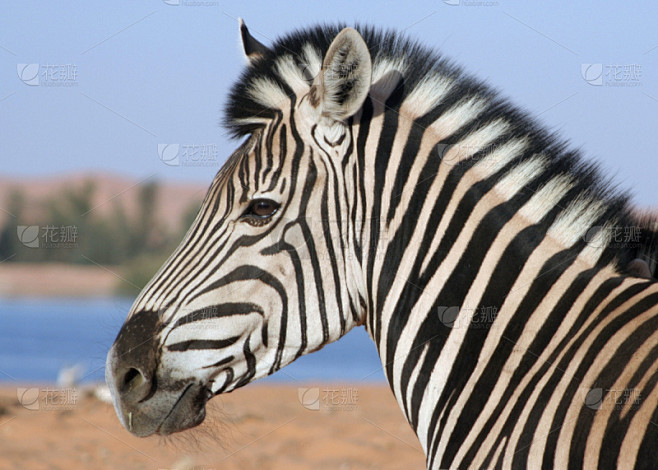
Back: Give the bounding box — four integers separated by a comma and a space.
223, 23, 656, 277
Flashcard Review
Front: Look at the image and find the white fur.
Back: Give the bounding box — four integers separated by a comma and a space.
547, 196, 607, 248
246, 77, 290, 108
402, 74, 455, 118
275, 54, 310, 95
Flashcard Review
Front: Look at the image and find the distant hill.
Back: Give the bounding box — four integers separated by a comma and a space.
0, 173, 210, 297
0, 172, 208, 232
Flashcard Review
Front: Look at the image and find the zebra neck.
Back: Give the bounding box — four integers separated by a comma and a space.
350, 88, 658, 462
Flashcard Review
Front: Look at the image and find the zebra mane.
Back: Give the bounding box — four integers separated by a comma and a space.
224, 23, 464, 137
223, 23, 657, 276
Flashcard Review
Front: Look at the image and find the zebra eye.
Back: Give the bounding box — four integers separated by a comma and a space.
245, 199, 280, 219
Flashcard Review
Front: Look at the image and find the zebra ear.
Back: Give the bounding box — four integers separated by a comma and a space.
310, 27, 372, 122
239, 18, 270, 64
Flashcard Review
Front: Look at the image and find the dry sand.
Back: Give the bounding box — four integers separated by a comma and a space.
0, 384, 425, 470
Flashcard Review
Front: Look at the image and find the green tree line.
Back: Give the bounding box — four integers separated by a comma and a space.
0, 180, 200, 296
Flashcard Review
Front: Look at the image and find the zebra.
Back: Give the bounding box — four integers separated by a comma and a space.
106, 21, 658, 468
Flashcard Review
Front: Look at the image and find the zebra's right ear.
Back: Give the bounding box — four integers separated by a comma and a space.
239, 18, 270, 64
310, 27, 372, 122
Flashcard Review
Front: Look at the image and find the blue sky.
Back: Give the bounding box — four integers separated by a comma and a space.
1, 1, 657, 206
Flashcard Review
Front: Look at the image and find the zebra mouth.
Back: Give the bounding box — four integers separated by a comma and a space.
155, 383, 210, 436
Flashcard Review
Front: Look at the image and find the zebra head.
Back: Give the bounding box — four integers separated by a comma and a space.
106, 22, 372, 437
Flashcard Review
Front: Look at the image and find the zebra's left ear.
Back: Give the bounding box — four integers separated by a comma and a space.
239, 18, 270, 64
310, 27, 372, 122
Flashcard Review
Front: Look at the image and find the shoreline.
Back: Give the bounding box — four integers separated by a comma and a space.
0, 262, 121, 298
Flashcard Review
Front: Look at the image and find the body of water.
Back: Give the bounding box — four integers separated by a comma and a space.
0, 297, 386, 384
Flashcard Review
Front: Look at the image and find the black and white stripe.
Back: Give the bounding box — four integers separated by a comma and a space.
106, 22, 658, 467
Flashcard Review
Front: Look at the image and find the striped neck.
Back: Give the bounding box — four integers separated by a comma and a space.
350, 73, 658, 466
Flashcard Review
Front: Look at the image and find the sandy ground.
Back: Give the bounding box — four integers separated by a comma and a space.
0, 384, 426, 470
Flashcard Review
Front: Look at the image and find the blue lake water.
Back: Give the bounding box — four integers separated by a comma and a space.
0, 297, 386, 384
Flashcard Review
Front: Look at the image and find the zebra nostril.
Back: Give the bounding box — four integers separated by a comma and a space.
120, 367, 146, 395
109, 310, 162, 405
